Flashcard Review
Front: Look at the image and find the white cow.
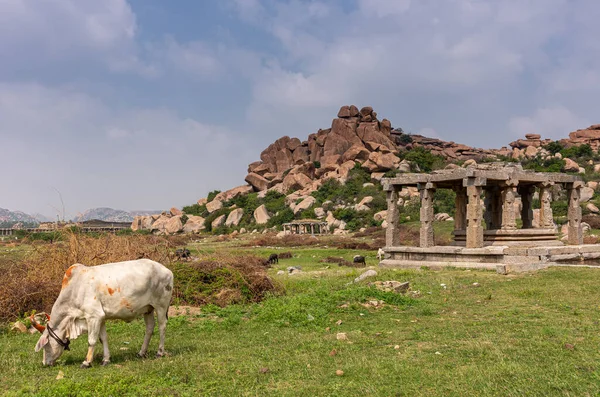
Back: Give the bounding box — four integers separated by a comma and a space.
32, 259, 173, 368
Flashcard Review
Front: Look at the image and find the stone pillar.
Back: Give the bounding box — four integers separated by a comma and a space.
518, 185, 535, 229
538, 182, 554, 228
385, 187, 401, 247
567, 181, 584, 245
419, 183, 436, 247
501, 180, 518, 230
466, 184, 484, 248
453, 186, 467, 231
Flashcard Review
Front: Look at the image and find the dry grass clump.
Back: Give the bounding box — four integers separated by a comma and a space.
170, 255, 280, 307
0, 232, 179, 322
278, 251, 293, 259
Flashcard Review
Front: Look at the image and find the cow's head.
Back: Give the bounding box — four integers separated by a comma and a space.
32, 315, 67, 366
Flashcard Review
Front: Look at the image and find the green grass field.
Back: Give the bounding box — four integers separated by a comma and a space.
2, 239, 600, 396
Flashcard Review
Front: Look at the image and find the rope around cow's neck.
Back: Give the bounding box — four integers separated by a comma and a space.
46, 324, 70, 351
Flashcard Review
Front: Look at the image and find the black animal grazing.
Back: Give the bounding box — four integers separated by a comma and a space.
353, 255, 366, 266
268, 253, 279, 264
175, 248, 191, 260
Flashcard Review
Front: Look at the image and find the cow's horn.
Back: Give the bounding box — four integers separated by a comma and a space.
30, 315, 46, 333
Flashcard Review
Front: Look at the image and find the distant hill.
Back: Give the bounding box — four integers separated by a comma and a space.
0, 208, 39, 228
73, 208, 162, 223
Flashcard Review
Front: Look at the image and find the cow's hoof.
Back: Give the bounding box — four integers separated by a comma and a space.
137, 352, 146, 359
156, 352, 164, 358
101, 360, 110, 366
80, 362, 92, 369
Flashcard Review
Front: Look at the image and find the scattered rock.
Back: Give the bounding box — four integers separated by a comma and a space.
354, 269, 377, 283
336, 333, 347, 341
370, 281, 410, 293
335, 369, 344, 376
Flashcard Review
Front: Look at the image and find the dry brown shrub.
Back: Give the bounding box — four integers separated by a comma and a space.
0, 231, 178, 322
278, 251, 293, 259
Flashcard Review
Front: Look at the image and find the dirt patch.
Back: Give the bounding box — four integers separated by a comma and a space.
168, 305, 203, 317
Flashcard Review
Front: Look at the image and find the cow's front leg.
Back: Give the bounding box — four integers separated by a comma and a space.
99, 322, 110, 366
81, 318, 102, 369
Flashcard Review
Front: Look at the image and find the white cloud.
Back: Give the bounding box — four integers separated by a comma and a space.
0, 0, 141, 72
0, 83, 253, 216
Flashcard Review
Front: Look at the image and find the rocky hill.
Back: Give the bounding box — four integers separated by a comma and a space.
131, 105, 600, 236
0, 208, 40, 228
73, 208, 161, 223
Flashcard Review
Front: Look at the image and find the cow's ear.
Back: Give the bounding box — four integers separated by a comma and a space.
35, 334, 49, 352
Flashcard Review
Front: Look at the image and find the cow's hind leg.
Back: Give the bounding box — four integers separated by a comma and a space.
155, 306, 168, 357
81, 318, 103, 368
99, 323, 111, 366
138, 309, 155, 358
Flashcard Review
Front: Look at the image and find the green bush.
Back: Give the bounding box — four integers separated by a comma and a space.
267, 208, 294, 228
401, 146, 445, 172
560, 144, 594, 161
551, 200, 568, 218
398, 133, 413, 145
544, 141, 564, 155
523, 157, 565, 173
263, 191, 287, 214
434, 189, 456, 216
182, 203, 207, 217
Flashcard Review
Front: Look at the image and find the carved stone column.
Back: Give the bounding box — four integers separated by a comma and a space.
567, 181, 584, 245
538, 182, 554, 229
466, 184, 484, 248
501, 180, 518, 230
419, 183, 436, 247
453, 185, 467, 231
518, 185, 535, 229
385, 187, 401, 247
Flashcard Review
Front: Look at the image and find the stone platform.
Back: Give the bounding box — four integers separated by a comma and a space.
380, 244, 600, 274
452, 228, 562, 246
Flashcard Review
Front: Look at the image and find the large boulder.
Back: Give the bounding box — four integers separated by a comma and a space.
253, 205, 270, 224
211, 214, 226, 229
225, 208, 245, 227
214, 185, 253, 202
183, 216, 206, 233
131, 216, 142, 231
245, 173, 271, 191
341, 145, 371, 163
170, 207, 182, 216
206, 199, 223, 213
293, 196, 316, 215
164, 216, 183, 234
282, 172, 313, 192
563, 158, 580, 172
362, 152, 399, 172
580, 187, 595, 203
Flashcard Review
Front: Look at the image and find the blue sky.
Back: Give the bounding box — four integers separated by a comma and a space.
1, 0, 599, 218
